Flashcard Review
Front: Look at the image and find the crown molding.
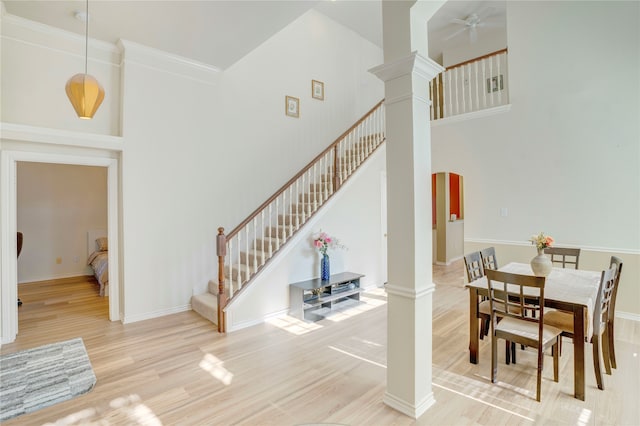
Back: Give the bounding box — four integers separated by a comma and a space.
117, 39, 221, 86
1, 11, 120, 66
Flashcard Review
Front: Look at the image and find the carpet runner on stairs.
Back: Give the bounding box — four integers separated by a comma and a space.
191, 280, 219, 325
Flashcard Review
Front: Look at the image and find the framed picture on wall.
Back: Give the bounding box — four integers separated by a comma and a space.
312, 80, 324, 100
285, 96, 299, 118
486, 75, 504, 93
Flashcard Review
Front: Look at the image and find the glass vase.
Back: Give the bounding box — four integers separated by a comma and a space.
321, 254, 330, 281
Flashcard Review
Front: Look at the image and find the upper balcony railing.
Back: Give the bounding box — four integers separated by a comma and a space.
430, 49, 509, 121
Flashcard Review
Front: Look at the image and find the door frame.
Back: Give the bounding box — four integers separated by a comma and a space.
1, 150, 120, 344
381, 170, 388, 284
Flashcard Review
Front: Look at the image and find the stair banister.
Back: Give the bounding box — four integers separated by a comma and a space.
224, 99, 384, 243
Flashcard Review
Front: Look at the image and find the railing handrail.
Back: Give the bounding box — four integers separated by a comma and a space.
430, 48, 509, 121
226, 99, 385, 240
445, 48, 508, 71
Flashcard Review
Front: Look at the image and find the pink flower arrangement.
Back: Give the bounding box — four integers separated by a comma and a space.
530, 232, 554, 250
313, 231, 345, 256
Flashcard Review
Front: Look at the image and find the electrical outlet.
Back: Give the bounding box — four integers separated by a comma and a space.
56, 257, 62, 264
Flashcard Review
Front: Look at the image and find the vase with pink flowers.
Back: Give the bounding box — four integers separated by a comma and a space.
529, 232, 554, 277
313, 230, 345, 281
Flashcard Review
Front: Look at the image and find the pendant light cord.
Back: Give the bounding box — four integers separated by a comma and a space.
84, 0, 89, 74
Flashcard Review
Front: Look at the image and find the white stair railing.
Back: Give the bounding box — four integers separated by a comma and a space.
430, 49, 509, 121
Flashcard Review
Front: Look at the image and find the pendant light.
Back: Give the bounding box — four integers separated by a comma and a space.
65, 0, 104, 119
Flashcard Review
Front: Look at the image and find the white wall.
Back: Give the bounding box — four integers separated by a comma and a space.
118, 10, 383, 322
16, 162, 107, 282
441, 28, 507, 68
431, 1, 640, 316
0, 13, 121, 135
217, 10, 384, 223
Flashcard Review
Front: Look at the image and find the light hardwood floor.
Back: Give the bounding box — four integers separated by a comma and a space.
2, 262, 639, 425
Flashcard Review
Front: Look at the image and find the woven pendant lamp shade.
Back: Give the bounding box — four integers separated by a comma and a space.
65, 73, 105, 119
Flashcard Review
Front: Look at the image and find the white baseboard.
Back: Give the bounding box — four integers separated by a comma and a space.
383, 390, 436, 419
123, 304, 191, 324
18, 273, 93, 284
434, 255, 463, 266
226, 308, 289, 333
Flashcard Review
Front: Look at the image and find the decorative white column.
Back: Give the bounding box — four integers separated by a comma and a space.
370, 50, 444, 419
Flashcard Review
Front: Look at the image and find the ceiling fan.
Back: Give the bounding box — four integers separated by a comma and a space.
443, 9, 499, 43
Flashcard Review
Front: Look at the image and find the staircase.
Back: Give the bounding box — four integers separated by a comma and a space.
191, 100, 386, 330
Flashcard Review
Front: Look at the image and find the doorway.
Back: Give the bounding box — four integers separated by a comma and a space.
432, 172, 464, 265
1, 150, 120, 344
17, 162, 109, 319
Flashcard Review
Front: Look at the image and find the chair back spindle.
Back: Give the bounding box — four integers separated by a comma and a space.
544, 247, 581, 269
593, 267, 617, 338
464, 251, 484, 282
607, 256, 623, 369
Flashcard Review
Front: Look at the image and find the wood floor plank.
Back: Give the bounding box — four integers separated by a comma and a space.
1, 264, 638, 425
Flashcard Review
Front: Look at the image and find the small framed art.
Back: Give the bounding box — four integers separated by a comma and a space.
285, 96, 299, 118
486, 75, 504, 93
312, 80, 324, 100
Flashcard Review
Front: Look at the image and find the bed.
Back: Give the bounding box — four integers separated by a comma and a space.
87, 229, 109, 296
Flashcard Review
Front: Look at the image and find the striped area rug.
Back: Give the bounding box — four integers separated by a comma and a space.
0, 337, 96, 421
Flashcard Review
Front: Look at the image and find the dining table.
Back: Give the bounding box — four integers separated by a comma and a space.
466, 262, 601, 401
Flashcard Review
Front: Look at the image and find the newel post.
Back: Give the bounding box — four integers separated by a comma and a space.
216, 227, 227, 333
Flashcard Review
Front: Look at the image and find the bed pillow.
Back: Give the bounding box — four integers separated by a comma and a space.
96, 237, 108, 251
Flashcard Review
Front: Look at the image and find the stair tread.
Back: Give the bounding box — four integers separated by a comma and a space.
243, 249, 267, 254
191, 292, 218, 324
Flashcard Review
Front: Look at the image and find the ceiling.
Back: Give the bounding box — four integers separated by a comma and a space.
1, 0, 505, 69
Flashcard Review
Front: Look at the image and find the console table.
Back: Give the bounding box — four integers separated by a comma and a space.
289, 272, 364, 321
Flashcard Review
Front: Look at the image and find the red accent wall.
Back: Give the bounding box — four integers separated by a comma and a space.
449, 173, 460, 219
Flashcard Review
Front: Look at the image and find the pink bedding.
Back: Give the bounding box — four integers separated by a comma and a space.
87, 250, 108, 296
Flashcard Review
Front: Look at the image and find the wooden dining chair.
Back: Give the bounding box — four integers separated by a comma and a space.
464, 252, 519, 363
485, 269, 562, 402
480, 246, 498, 271
607, 256, 623, 369
544, 247, 581, 269
543, 265, 617, 390
481, 246, 534, 329
464, 252, 489, 339
464, 251, 484, 282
